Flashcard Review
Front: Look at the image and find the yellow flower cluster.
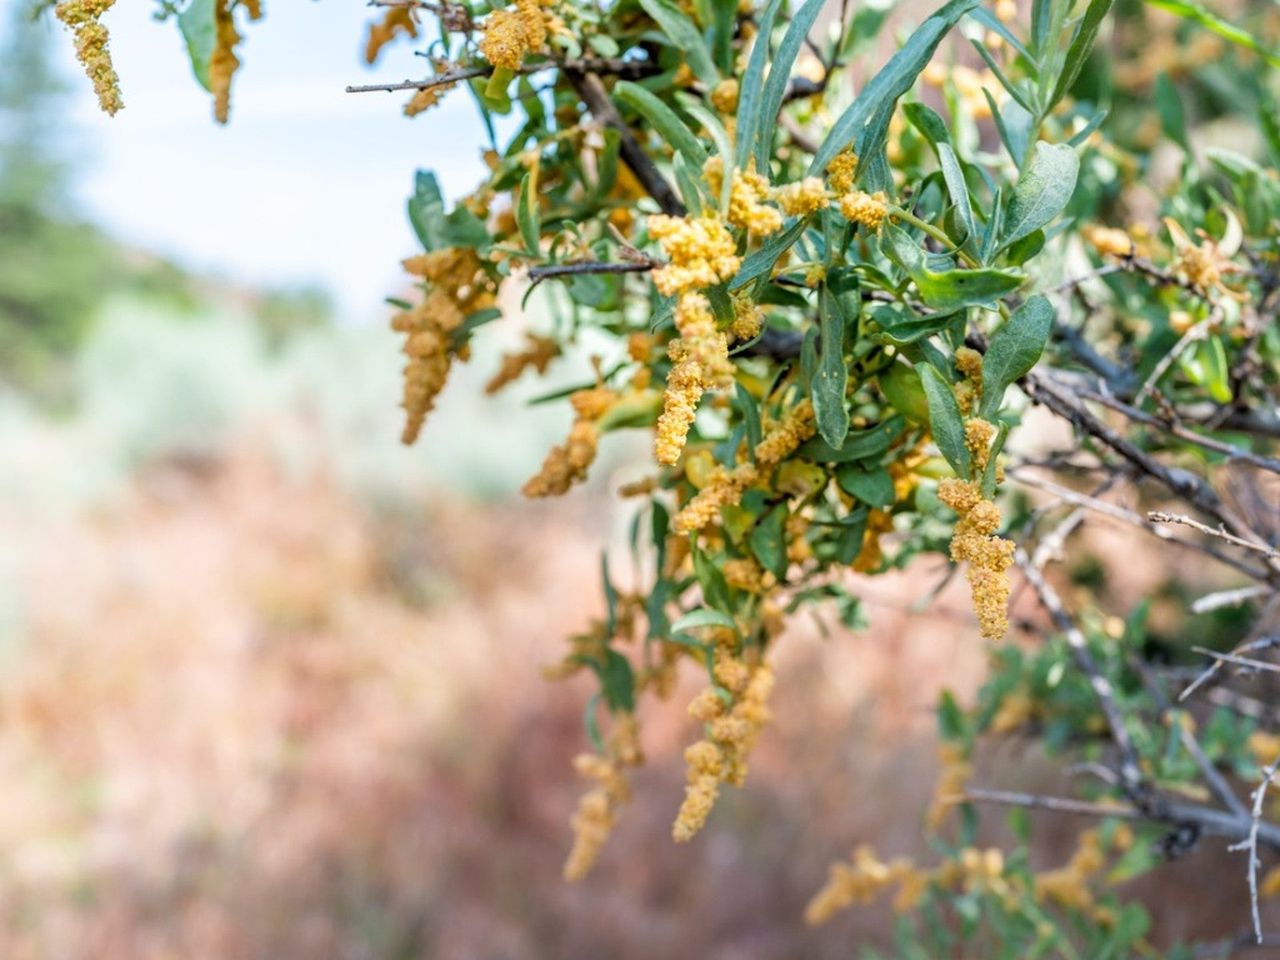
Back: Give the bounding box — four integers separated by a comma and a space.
479, 0, 549, 70
805, 846, 922, 924
648, 213, 741, 295
563, 714, 644, 880
838, 190, 889, 231
55, 0, 122, 116
826, 152, 859, 194
723, 557, 765, 593
485, 331, 560, 394
364, 4, 418, 64
1164, 216, 1247, 300
938, 478, 1015, 641
523, 386, 617, 497
755, 397, 816, 465
729, 295, 764, 341
394, 248, 496, 444
1034, 828, 1111, 911
673, 657, 774, 842
654, 293, 734, 465
709, 78, 739, 114
674, 463, 757, 533
774, 177, 830, 217
1082, 223, 1137, 259
925, 741, 972, 830
703, 157, 784, 237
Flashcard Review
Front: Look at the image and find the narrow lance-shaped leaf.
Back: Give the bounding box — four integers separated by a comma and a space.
917, 362, 971, 479
734, 0, 785, 163
517, 171, 540, 253
978, 293, 1054, 418
638, 0, 721, 85
750, 503, 789, 580
177, 0, 216, 91
614, 81, 708, 168
809, 0, 981, 175
755, 0, 828, 171
813, 277, 854, 448
1049, 0, 1114, 108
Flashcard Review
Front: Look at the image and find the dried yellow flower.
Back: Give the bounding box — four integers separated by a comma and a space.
485, 332, 560, 394
365, 4, 418, 64
480, 0, 548, 69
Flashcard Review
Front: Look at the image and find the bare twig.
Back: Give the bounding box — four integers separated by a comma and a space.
1192, 585, 1273, 615
1190, 646, 1280, 677
1015, 549, 1146, 794
1149, 512, 1280, 561
1180, 636, 1280, 703
346, 56, 658, 94
1230, 754, 1280, 944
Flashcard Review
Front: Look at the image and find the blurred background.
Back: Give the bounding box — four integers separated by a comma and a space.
0, 1, 1270, 957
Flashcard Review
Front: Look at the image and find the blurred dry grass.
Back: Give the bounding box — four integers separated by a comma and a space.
0, 419, 1267, 958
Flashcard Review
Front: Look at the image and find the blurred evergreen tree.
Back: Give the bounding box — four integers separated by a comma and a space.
0, 2, 119, 395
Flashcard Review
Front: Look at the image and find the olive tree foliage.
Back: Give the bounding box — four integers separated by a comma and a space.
44, 0, 1280, 951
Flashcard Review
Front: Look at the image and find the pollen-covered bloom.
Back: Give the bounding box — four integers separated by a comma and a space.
523, 386, 618, 497
938, 477, 1015, 640
709, 78, 739, 114
674, 463, 757, 533
479, 0, 549, 69
774, 176, 830, 216
826, 151, 859, 194
703, 157, 783, 236
563, 715, 644, 880
673, 659, 774, 841
805, 846, 918, 925
485, 332, 560, 394
838, 190, 889, 231
654, 293, 734, 466
394, 248, 496, 444
648, 213, 742, 295
55, 0, 122, 116
755, 398, 816, 465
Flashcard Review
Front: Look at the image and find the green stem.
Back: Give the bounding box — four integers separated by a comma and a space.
889, 205, 980, 269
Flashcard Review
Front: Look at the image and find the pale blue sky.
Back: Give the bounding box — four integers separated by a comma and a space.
9, 0, 492, 320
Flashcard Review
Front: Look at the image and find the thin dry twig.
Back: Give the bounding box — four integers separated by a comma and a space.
1149, 511, 1280, 561
1230, 754, 1280, 945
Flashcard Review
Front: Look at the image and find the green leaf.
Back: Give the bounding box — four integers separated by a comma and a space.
638, 0, 721, 85
1050, 0, 1114, 108
877, 360, 931, 423
917, 362, 970, 478
937, 143, 976, 240
750, 503, 789, 579
407, 170, 447, 251
903, 101, 951, 146
798, 414, 906, 462
754, 0, 827, 171
1180, 334, 1234, 403
837, 465, 896, 507
813, 277, 854, 448
678, 94, 735, 212
809, 0, 980, 175
693, 545, 734, 613
177, 0, 216, 91
978, 293, 1053, 418
1001, 141, 1079, 248
734, 382, 763, 454
915, 267, 1023, 310
734, 0, 784, 162
517, 172, 540, 253
1144, 0, 1280, 67
1155, 72, 1188, 150
871, 304, 957, 345
671, 608, 738, 633
729, 217, 808, 289
977, 420, 1009, 498
441, 205, 490, 249
1003, 229, 1044, 267
614, 81, 708, 168
597, 648, 635, 712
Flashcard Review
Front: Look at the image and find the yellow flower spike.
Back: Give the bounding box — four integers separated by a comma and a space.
826, 152, 859, 194
56, 0, 123, 116
838, 190, 889, 231
648, 213, 741, 295
774, 176, 831, 217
